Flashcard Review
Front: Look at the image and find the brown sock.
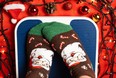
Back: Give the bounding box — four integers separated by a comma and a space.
26, 23, 54, 78
42, 22, 95, 78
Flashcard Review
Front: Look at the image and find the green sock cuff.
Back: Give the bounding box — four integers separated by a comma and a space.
29, 22, 51, 36
42, 22, 72, 41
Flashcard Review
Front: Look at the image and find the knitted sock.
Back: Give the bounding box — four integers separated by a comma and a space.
42, 22, 95, 78
26, 23, 54, 78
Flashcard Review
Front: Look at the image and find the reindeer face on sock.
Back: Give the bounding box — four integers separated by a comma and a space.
61, 42, 87, 66
30, 48, 54, 70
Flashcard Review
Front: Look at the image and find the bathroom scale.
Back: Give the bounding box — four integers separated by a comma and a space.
15, 17, 98, 78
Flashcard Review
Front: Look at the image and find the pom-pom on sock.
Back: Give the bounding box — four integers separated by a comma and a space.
42, 22, 95, 78
26, 23, 54, 78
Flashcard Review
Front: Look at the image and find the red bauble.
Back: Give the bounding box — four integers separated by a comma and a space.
79, 6, 89, 15
63, 2, 72, 10
28, 5, 38, 16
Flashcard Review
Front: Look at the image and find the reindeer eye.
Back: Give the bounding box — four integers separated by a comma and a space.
34, 49, 37, 52
38, 55, 42, 59
71, 52, 75, 57
51, 54, 54, 57
63, 54, 67, 59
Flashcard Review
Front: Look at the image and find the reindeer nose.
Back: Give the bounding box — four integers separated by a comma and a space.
38, 55, 42, 59
71, 52, 75, 57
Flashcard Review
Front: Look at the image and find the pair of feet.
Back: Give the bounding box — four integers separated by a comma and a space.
25, 22, 95, 78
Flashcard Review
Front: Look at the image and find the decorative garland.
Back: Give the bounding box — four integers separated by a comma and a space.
0, 8, 15, 78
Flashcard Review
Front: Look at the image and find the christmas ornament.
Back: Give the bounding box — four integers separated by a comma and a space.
79, 5, 89, 15
4, 3, 25, 24
28, 5, 38, 16
92, 13, 101, 23
44, 2, 56, 14
63, 2, 72, 10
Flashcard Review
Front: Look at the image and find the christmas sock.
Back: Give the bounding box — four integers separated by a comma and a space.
26, 23, 54, 78
42, 22, 95, 78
